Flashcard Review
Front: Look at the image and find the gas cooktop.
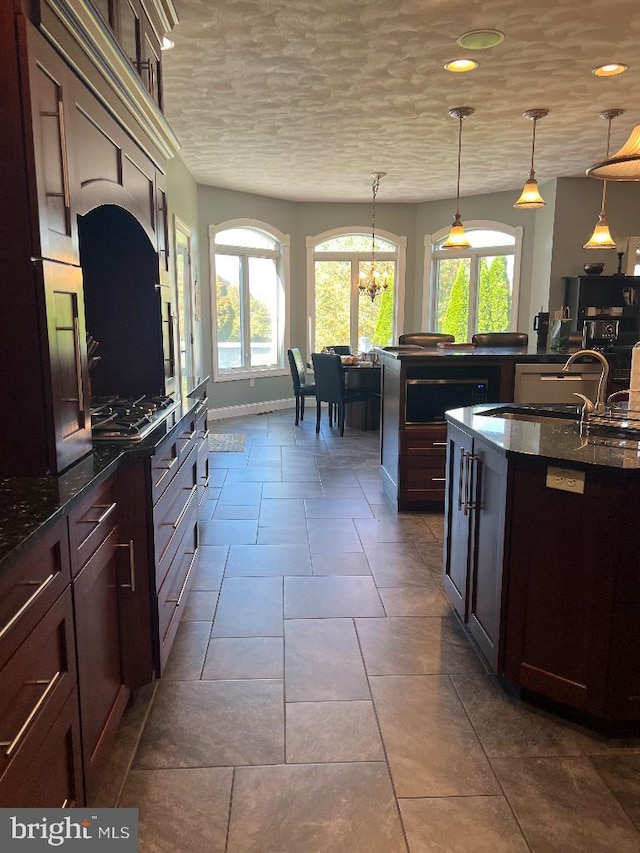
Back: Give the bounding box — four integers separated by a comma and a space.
90, 394, 177, 441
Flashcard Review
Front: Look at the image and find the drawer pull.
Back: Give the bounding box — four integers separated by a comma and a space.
80, 502, 117, 526
202, 475, 210, 488
202, 429, 210, 442
116, 539, 136, 593
0, 573, 56, 641
163, 485, 198, 530
156, 457, 177, 471
1, 671, 61, 757
180, 429, 197, 441
431, 477, 446, 482
432, 442, 447, 447
166, 551, 198, 605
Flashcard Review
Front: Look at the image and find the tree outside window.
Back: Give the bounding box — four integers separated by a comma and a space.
431, 227, 519, 342
210, 224, 288, 378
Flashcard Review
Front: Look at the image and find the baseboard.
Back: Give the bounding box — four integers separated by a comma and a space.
207, 397, 295, 421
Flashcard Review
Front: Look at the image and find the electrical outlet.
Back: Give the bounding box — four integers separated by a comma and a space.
545, 466, 585, 494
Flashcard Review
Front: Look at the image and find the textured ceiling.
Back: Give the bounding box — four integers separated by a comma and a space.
162, 0, 640, 203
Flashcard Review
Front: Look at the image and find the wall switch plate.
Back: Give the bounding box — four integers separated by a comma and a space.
546, 466, 585, 494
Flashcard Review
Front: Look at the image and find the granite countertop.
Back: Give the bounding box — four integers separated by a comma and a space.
377, 344, 584, 362
446, 404, 640, 471
0, 376, 209, 573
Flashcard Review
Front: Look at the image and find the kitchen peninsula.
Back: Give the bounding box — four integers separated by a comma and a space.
378, 344, 612, 509
443, 403, 640, 732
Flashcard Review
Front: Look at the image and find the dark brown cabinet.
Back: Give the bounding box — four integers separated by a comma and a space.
443, 422, 508, 670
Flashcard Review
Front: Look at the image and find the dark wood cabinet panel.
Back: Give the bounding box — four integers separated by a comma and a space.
443, 427, 474, 620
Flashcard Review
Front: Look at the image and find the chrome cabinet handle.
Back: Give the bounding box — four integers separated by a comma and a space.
457, 448, 466, 512
466, 454, 480, 511
161, 485, 197, 530
79, 502, 117, 525
156, 457, 177, 471
166, 551, 198, 605
0, 573, 56, 641
116, 540, 136, 593
432, 441, 447, 447
0, 672, 61, 757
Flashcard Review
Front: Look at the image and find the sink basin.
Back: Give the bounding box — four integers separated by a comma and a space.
481, 405, 580, 425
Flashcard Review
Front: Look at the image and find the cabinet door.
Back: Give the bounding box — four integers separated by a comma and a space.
73, 527, 129, 795
27, 23, 78, 264
42, 260, 92, 472
467, 441, 508, 671
443, 426, 474, 619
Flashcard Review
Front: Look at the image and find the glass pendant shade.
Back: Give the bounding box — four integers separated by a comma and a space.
587, 124, 640, 180
442, 106, 474, 250
514, 109, 548, 209
513, 177, 545, 209
442, 214, 471, 249
583, 212, 616, 249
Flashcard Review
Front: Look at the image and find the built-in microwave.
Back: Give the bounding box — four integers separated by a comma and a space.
405, 378, 489, 424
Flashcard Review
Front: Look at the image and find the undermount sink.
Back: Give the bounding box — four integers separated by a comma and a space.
481, 405, 580, 425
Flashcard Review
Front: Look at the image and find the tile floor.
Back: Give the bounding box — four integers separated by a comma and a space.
96, 409, 640, 852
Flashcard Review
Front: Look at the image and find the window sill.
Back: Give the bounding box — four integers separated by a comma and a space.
213, 368, 288, 383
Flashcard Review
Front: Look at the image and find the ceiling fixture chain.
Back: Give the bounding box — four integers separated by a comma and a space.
514, 108, 549, 209
584, 109, 625, 250
360, 171, 387, 302
442, 106, 474, 250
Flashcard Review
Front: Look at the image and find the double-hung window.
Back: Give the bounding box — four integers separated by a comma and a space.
426, 223, 523, 342
210, 221, 289, 380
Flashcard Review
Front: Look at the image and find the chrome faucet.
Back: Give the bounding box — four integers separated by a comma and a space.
562, 349, 610, 416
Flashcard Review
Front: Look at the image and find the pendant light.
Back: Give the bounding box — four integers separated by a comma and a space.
442, 107, 474, 250
587, 119, 640, 180
359, 172, 387, 302
584, 109, 624, 250
513, 109, 549, 209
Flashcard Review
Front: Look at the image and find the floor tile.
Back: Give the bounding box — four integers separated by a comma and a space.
162, 621, 211, 681
226, 763, 406, 853
256, 526, 310, 544
311, 552, 372, 576
591, 753, 640, 828
258, 497, 307, 526
320, 485, 367, 500
181, 590, 217, 622
191, 545, 227, 590
356, 615, 485, 676
212, 577, 283, 637
306, 518, 363, 553
134, 680, 284, 768
284, 576, 384, 618
304, 497, 374, 518
414, 541, 445, 571
203, 637, 284, 680
225, 543, 311, 576
119, 767, 233, 852
492, 756, 640, 851
369, 675, 500, 797
217, 482, 263, 505
199, 518, 258, 545
284, 618, 369, 701
286, 700, 384, 763
354, 516, 435, 544
399, 796, 529, 852
378, 586, 451, 617
212, 503, 260, 519
262, 481, 324, 499
452, 673, 608, 757
225, 466, 282, 482
364, 542, 433, 587
207, 468, 228, 487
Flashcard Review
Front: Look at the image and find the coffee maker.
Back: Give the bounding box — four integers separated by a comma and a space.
582, 318, 620, 350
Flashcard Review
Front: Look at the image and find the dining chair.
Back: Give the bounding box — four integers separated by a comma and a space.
398, 332, 455, 347
471, 332, 528, 348
287, 347, 315, 425
311, 352, 374, 436
325, 345, 351, 355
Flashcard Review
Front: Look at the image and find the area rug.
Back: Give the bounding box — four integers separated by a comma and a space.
208, 433, 246, 452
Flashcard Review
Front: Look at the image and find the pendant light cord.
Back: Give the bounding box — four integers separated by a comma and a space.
600, 117, 613, 215
529, 118, 538, 178
455, 118, 463, 216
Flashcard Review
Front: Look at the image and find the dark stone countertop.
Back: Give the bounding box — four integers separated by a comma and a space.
0, 376, 209, 574
446, 404, 640, 471
377, 344, 598, 363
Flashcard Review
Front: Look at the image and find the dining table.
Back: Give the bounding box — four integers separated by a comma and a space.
341, 358, 382, 430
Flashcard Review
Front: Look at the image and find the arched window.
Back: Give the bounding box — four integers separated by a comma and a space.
209, 220, 290, 380
306, 227, 406, 355
424, 222, 523, 343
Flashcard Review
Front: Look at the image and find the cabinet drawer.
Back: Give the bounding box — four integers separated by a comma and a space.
68, 476, 118, 575
157, 527, 199, 672
401, 457, 447, 495
154, 446, 199, 587
0, 588, 78, 796
401, 430, 448, 454
151, 411, 202, 504
0, 521, 71, 668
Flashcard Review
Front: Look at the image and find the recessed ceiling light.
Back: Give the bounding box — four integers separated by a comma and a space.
444, 58, 479, 73
592, 63, 628, 77
161, 36, 175, 51
456, 30, 504, 50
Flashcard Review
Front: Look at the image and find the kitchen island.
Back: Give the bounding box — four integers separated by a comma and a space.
443, 402, 640, 732
377, 343, 611, 509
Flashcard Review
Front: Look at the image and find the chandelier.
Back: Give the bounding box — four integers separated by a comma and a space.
359, 172, 387, 302
584, 109, 624, 250
513, 109, 549, 209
